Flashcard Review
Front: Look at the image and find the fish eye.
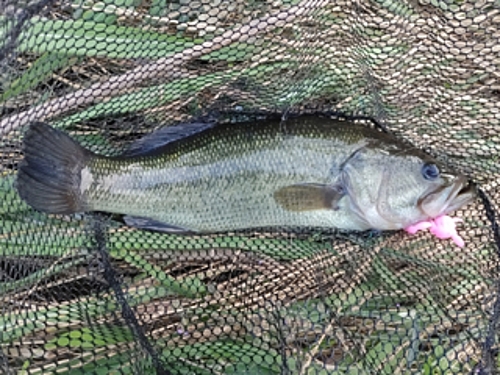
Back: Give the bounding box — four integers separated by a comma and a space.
422, 163, 440, 180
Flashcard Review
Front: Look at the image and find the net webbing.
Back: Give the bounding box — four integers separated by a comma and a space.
1, 0, 499, 374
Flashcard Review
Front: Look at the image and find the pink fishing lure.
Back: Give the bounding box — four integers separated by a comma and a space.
404, 215, 465, 247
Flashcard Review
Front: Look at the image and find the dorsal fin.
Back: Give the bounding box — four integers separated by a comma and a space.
123, 121, 215, 157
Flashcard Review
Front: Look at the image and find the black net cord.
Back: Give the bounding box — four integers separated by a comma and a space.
477, 187, 500, 375
0, 347, 12, 375
92, 214, 171, 375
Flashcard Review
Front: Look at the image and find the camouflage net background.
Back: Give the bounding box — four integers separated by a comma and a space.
1, 0, 499, 374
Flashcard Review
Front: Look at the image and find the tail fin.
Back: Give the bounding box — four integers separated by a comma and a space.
17, 122, 92, 214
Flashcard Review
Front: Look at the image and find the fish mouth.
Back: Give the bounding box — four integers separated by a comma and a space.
419, 175, 476, 218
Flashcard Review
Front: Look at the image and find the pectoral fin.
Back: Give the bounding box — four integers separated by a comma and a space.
123, 215, 195, 234
273, 183, 345, 212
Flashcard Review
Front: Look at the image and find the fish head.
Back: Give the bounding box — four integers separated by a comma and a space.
341, 146, 476, 230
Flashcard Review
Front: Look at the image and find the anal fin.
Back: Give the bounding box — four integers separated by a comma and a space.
124, 215, 195, 234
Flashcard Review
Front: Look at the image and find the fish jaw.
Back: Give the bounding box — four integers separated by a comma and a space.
418, 175, 475, 219
405, 175, 474, 247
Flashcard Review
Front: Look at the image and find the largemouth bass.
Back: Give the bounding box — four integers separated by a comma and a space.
17, 116, 475, 233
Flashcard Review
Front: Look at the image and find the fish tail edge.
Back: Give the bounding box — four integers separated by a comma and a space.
17, 122, 92, 214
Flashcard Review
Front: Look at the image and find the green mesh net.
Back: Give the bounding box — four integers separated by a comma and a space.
1, 0, 499, 374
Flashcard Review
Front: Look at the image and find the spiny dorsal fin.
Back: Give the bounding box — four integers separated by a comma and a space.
123, 121, 215, 157
273, 183, 345, 212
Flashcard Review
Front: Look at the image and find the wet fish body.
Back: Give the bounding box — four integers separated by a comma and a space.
17, 116, 475, 233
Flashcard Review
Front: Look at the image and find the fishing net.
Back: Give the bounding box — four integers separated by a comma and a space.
1, 0, 499, 374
